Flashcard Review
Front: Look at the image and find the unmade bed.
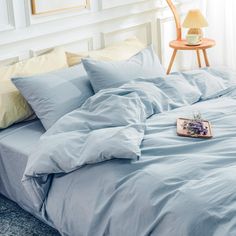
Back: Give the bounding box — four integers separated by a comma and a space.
1, 45, 236, 235
2, 68, 236, 235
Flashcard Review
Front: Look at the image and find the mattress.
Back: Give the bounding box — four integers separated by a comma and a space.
0, 119, 44, 213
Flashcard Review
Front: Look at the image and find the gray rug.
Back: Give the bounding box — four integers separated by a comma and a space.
0, 194, 60, 236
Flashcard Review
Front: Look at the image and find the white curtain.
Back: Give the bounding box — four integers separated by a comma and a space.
204, 0, 236, 70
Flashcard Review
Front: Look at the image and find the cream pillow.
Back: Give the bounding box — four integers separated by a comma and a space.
0, 47, 68, 129
0, 81, 33, 128
66, 37, 146, 66
66, 51, 88, 67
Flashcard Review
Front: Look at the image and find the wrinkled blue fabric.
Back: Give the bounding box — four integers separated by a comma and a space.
22, 69, 236, 236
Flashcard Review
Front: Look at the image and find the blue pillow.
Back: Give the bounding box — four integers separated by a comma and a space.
82, 45, 166, 93
179, 70, 227, 100
153, 75, 202, 105
12, 65, 94, 130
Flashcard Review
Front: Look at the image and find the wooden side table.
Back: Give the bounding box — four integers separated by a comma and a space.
167, 38, 216, 74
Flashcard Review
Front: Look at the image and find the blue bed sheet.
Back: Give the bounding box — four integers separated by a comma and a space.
0, 120, 45, 218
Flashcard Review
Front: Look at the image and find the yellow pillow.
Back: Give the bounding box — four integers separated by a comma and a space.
0, 48, 68, 129
0, 81, 33, 128
66, 51, 88, 67
66, 37, 146, 66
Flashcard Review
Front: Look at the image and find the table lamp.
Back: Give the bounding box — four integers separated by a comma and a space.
183, 9, 208, 39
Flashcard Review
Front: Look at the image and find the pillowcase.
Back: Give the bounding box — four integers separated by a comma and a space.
153, 75, 202, 106
203, 67, 236, 87
82, 45, 166, 93
66, 37, 146, 66
180, 70, 227, 100
12, 64, 94, 130
0, 81, 34, 129
66, 52, 88, 67
0, 48, 68, 81
0, 48, 68, 129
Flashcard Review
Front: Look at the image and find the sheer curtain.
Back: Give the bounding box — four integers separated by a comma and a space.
204, 0, 236, 70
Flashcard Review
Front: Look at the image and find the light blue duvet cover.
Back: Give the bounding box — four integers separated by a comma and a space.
23, 68, 236, 236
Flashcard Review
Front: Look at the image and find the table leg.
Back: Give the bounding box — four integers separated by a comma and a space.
202, 49, 210, 67
167, 49, 177, 74
196, 50, 202, 68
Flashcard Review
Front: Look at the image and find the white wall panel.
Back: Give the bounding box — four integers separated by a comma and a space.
0, 55, 19, 66
26, 0, 91, 26
0, 0, 15, 32
101, 22, 151, 47
30, 38, 94, 56
0, 0, 199, 70
31, 0, 88, 15
101, 0, 146, 10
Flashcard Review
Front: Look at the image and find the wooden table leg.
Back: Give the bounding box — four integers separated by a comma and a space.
167, 49, 177, 74
202, 49, 210, 67
196, 50, 202, 68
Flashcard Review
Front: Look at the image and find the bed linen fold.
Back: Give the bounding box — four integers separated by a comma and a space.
22, 75, 200, 210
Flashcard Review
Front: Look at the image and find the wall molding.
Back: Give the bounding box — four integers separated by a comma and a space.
24, 0, 91, 26
29, 37, 94, 57
0, 0, 167, 47
100, 0, 147, 10
0, 0, 15, 32
0, 0, 200, 70
101, 22, 152, 48
31, 0, 90, 15
0, 54, 20, 66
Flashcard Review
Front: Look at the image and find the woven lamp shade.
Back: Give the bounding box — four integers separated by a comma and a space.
183, 9, 208, 29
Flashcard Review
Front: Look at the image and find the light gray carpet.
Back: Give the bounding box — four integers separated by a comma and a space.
0, 194, 60, 236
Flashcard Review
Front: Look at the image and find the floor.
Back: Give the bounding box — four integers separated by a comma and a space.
0, 194, 60, 236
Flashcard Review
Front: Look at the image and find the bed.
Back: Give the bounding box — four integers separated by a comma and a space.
0, 120, 53, 223
1, 43, 236, 236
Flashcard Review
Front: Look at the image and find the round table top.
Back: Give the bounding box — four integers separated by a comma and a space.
169, 38, 216, 50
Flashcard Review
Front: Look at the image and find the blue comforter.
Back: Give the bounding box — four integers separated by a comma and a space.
23, 68, 236, 236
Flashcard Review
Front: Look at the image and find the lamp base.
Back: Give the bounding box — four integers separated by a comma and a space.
188, 28, 203, 39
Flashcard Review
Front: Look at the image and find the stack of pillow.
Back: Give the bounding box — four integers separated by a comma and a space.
3, 36, 227, 132
0, 48, 68, 129
3, 37, 165, 130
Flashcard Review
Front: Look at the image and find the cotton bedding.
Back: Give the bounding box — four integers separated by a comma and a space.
13, 68, 236, 236
0, 120, 45, 217
2, 68, 236, 235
